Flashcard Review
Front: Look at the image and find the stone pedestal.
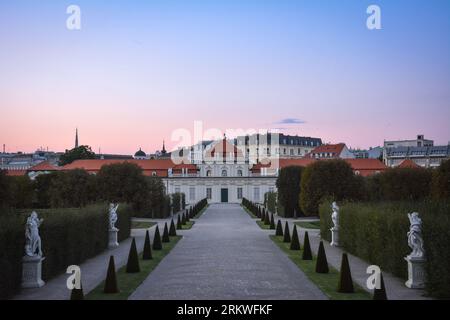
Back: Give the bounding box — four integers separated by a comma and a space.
108, 228, 119, 249
330, 227, 339, 247
405, 256, 426, 289
21, 255, 45, 289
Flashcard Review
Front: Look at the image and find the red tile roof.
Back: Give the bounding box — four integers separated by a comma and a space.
28, 161, 59, 172
344, 159, 387, 170
398, 159, 420, 168
5, 169, 27, 176
62, 159, 197, 177
307, 143, 346, 157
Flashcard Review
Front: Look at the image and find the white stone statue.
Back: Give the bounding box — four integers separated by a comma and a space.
407, 212, 425, 259
331, 201, 340, 230
24, 211, 43, 257
109, 203, 119, 231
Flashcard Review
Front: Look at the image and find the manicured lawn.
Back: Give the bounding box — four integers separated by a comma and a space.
131, 221, 156, 229
181, 221, 195, 230
270, 235, 371, 300
295, 221, 321, 230
86, 236, 182, 300
256, 220, 271, 229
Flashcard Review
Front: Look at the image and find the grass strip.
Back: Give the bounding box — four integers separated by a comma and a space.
270, 235, 371, 300
86, 236, 182, 300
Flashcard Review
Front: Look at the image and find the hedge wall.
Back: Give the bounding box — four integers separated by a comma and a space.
0, 203, 132, 299
264, 191, 277, 214
319, 200, 450, 299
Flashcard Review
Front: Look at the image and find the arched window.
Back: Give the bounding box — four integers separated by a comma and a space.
237, 169, 243, 177
206, 170, 211, 177
221, 170, 227, 177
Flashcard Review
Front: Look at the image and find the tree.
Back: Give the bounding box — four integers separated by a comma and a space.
276, 166, 304, 217
9, 176, 34, 209
0, 170, 11, 209
378, 167, 432, 201
34, 172, 58, 208
49, 169, 96, 208
59, 145, 96, 166
431, 159, 450, 200
300, 160, 362, 216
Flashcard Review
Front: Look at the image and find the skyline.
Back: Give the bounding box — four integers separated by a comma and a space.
1, 0, 450, 154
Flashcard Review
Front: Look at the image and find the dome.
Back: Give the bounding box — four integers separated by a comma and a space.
134, 148, 146, 157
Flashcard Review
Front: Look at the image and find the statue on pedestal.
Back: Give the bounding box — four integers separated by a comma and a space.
331, 202, 340, 230
109, 203, 119, 231
25, 211, 43, 257
407, 212, 425, 259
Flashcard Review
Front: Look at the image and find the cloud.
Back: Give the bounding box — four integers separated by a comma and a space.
274, 118, 306, 125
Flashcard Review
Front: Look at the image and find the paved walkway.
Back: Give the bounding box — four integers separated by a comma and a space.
13, 213, 184, 300
275, 216, 429, 300
129, 204, 326, 300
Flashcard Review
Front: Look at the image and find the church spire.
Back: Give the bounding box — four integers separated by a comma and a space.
162, 140, 166, 154
75, 128, 79, 148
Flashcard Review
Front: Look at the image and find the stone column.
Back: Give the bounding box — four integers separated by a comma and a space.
405, 256, 426, 289
108, 228, 119, 249
22, 255, 45, 288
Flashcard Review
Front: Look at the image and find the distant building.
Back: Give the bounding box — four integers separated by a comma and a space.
384, 144, 450, 168
307, 143, 355, 159
1, 149, 60, 176
350, 146, 383, 159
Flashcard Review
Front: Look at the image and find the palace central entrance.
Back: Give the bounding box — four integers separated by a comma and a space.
220, 188, 228, 202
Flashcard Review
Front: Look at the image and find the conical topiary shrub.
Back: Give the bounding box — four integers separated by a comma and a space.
302, 231, 313, 260
283, 222, 291, 243
290, 225, 301, 250
275, 220, 283, 236
261, 209, 265, 222
103, 255, 119, 293
126, 238, 140, 273
270, 214, 275, 229
162, 222, 170, 243
142, 230, 152, 260
264, 211, 270, 225
177, 214, 182, 230
337, 253, 354, 293
181, 212, 187, 225
70, 282, 84, 300
153, 225, 163, 250
373, 272, 387, 300
315, 241, 329, 273
169, 219, 177, 236
186, 210, 190, 222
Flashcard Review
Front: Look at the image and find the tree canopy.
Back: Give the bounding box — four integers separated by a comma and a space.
58, 145, 96, 166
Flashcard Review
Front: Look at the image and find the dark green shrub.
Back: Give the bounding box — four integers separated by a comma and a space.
431, 159, 450, 200
9, 176, 34, 209
377, 167, 432, 201
264, 210, 270, 225
270, 214, 275, 229
264, 191, 277, 214
0, 211, 24, 299
169, 219, 177, 236
103, 255, 119, 294
142, 230, 152, 260
300, 159, 362, 215
283, 222, 291, 243
171, 193, 185, 213
277, 166, 303, 217
275, 220, 283, 236
162, 222, 170, 243
126, 238, 140, 273
290, 225, 300, 250
34, 172, 58, 208
315, 241, 329, 273
373, 273, 387, 300
59, 145, 96, 166
302, 231, 312, 260
337, 253, 354, 293
152, 225, 162, 250
177, 215, 182, 230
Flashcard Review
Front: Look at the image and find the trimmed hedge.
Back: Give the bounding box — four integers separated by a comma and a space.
0, 203, 132, 299
276, 166, 303, 217
319, 199, 450, 298
171, 192, 186, 213
264, 191, 277, 214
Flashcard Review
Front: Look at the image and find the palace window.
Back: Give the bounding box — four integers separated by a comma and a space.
189, 187, 195, 201
206, 188, 212, 200
237, 187, 243, 199
237, 169, 243, 177
254, 187, 260, 201
206, 170, 211, 177
221, 170, 227, 177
